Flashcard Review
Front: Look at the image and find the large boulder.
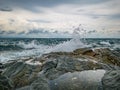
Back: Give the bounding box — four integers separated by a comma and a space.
49, 70, 105, 90
2, 61, 41, 88
102, 70, 120, 90
41, 56, 108, 80
94, 48, 120, 66
30, 70, 105, 90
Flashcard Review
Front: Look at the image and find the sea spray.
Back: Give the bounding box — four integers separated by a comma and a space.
45, 24, 87, 52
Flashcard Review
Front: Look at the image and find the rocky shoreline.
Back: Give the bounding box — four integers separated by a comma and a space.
0, 48, 120, 90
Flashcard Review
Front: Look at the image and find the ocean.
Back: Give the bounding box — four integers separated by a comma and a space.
0, 38, 120, 62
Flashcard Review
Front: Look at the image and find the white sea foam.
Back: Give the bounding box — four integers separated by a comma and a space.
99, 41, 111, 46
47, 38, 87, 52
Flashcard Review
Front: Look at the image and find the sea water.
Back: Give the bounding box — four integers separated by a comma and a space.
0, 38, 120, 62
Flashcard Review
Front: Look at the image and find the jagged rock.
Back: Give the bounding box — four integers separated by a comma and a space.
1, 47, 120, 89
0, 75, 13, 90
0, 63, 4, 74
30, 75, 50, 90
2, 61, 41, 88
94, 48, 120, 66
73, 48, 96, 57
41, 56, 108, 80
30, 70, 105, 90
102, 70, 120, 90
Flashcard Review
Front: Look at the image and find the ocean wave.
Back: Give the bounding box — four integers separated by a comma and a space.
47, 38, 88, 52
99, 41, 111, 46
0, 44, 23, 51
0, 38, 120, 62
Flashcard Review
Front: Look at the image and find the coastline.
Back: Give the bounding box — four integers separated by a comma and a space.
0, 47, 120, 90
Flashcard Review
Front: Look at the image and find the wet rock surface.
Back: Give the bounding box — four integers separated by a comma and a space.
0, 75, 13, 90
0, 48, 120, 90
2, 61, 41, 88
102, 70, 120, 90
49, 70, 105, 90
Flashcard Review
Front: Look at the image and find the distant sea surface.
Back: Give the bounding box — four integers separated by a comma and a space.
0, 38, 120, 62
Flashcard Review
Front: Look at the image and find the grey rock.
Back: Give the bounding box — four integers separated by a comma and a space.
16, 86, 30, 90
49, 70, 105, 90
30, 75, 50, 90
42, 56, 108, 80
102, 70, 120, 90
2, 61, 41, 88
0, 75, 13, 90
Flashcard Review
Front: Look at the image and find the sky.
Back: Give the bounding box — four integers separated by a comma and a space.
0, 0, 120, 38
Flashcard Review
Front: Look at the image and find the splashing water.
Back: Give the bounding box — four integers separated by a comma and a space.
0, 25, 119, 62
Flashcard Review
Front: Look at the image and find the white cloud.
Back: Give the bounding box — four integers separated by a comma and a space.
0, 0, 120, 38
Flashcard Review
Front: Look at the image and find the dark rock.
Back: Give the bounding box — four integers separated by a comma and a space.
2, 61, 41, 88
102, 70, 120, 90
41, 56, 108, 80
0, 63, 4, 69
30, 75, 50, 90
0, 75, 13, 90
73, 48, 96, 57
94, 48, 120, 66
16, 86, 30, 90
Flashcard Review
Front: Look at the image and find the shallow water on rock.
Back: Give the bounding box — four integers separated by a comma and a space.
49, 70, 106, 90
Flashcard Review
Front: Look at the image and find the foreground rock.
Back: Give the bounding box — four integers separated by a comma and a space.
49, 70, 105, 90
0, 48, 120, 90
0, 75, 13, 90
30, 70, 106, 90
2, 61, 41, 88
102, 70, 120, 90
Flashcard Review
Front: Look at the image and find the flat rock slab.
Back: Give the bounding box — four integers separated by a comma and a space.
49, 70, 106, 90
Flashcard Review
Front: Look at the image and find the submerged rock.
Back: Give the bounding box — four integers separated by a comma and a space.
102, 70, 120, 90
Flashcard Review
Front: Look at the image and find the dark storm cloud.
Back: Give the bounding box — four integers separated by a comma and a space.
18, 31, 25, 35
83, 13, 120, 20
0, 0, 111, 11
0, 7, 13, 12
0, 30, 5, 34
26, 29, 49, 34
0, 30, 16, 35
88, 30, 96, 34
6, 31, 16, 34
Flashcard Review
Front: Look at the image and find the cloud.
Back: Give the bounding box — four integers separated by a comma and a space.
0, 30, 5, 34
28, 19, 51, 23
26, 29, 47, 34
6, 31, 16, 34
0, 0, 120, 38
18, 31, 25, 35
0, 7, 12, 12
0, 0, 111, 12
88, 30, 96, 34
